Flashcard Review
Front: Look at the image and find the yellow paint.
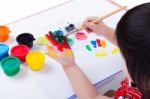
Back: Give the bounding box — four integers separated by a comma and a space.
46, 51, 58, 58
95, 51, 107, 57
37, 36, 48, 45
112, 48, 119, 54
46, 44, 54, 51
26, 51, 45, 70
101, 40, 106, 48
60, 49, 73, 57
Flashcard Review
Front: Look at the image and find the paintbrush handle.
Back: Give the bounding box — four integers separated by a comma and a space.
78, 6, 127, 31
92, 6, 127, 23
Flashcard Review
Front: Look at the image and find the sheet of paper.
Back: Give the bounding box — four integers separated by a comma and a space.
6, 0, 126, 98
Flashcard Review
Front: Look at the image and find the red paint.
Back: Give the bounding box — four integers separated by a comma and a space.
11, 44, 30, 62
45, 31, 70, 52
75, 32, 87, 40
96, 39, 101, 47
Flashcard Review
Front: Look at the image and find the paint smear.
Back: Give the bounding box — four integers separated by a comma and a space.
95, 51, 107, 57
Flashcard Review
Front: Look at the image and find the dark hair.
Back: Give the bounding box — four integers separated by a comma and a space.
116, 3, 150, 99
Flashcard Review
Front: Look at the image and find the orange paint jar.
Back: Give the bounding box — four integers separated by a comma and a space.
0, 26, 11, 42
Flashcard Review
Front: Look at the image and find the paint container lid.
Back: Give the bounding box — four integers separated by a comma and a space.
0, 26, 10, 34
11, 45, 29, 57
16, 33, 35, 42
1, 56, 21, 76
26, 51, 45, 64
0, 44, 9, 55
16, 33, 35, 48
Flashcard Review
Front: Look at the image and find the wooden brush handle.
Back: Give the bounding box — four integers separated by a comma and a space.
92, 6, 127, 23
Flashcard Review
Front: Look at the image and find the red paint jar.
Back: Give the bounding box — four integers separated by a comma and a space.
11, 45, 30, 62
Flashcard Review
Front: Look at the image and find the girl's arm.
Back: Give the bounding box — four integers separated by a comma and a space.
52, 52, 112, 99
83, 17, 117, 45
64, 64, 111, 99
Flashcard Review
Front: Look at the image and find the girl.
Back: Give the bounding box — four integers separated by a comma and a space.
51, 3, 150, 99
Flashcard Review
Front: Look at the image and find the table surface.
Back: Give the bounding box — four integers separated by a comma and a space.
0, 0, 72, 25
0, 0, 127, 99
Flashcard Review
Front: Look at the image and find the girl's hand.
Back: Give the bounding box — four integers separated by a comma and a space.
83, 16, 110, 37
51, 49, 76, 68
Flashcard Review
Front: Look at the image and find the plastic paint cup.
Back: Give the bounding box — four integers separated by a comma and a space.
26, 51, 45, 71
11, 45, 30, 62
0, 44, 9, 61
1, 56, 21, 76
16, 33, 35, 48
0, 26, 11, 42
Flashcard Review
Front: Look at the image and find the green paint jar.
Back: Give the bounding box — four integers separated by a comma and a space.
1, 56, 21, 76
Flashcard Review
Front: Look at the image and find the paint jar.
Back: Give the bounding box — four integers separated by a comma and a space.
26, 51, 45, 71
0, 44, 9, 61
16, 33, 35, 48
1, 56, 21, 76
11, 45, 30, 62
0, 26, 11, 42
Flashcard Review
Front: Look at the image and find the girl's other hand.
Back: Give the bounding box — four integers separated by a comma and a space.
83, 16, 110, 37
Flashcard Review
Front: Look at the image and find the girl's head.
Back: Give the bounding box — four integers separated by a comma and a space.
116, 3, 150, 98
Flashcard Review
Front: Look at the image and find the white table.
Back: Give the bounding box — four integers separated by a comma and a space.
0, 0, 127, 99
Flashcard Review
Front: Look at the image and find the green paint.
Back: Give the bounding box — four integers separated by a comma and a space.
1, 56, 21, 76
55, 36, 64, 43
85, 45, 92, 51
67, 38, 74, 46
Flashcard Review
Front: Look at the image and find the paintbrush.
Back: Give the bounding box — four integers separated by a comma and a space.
64, 6, 127, 36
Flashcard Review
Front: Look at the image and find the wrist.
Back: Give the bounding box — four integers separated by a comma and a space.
62, 62, 77, 69
103, 25, 113, 36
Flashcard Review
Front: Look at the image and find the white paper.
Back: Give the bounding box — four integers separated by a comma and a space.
3, 0, 126, 98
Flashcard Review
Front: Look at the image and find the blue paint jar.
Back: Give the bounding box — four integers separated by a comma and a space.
0, 44, 9, 61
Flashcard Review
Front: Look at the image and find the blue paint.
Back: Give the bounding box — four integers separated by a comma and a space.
90, 40, 97, 48
0, 44, 9, 61
53, 30, 64, 37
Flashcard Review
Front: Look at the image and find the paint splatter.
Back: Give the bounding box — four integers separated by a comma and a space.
101, 40, 106, 48
96, 39, 101, 47
67, 37, 74, 46
75, 32, 87, 40
85, 45, 92, 51
53, 30, 65, 43
45, 31, 70, 52
46, 44, 54, 51
95, 51, 107, 57
112, 47, 119, 54
45, 44, 58, 57
91, 40, 97, 48
65, 24, 76, 33
60, 49, 73, 56
53, 30, 64, 37
46, 51, 58, 58
37, 36, 48, 45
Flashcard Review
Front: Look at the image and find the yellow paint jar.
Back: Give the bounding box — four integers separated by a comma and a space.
26, 51, 45, 70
